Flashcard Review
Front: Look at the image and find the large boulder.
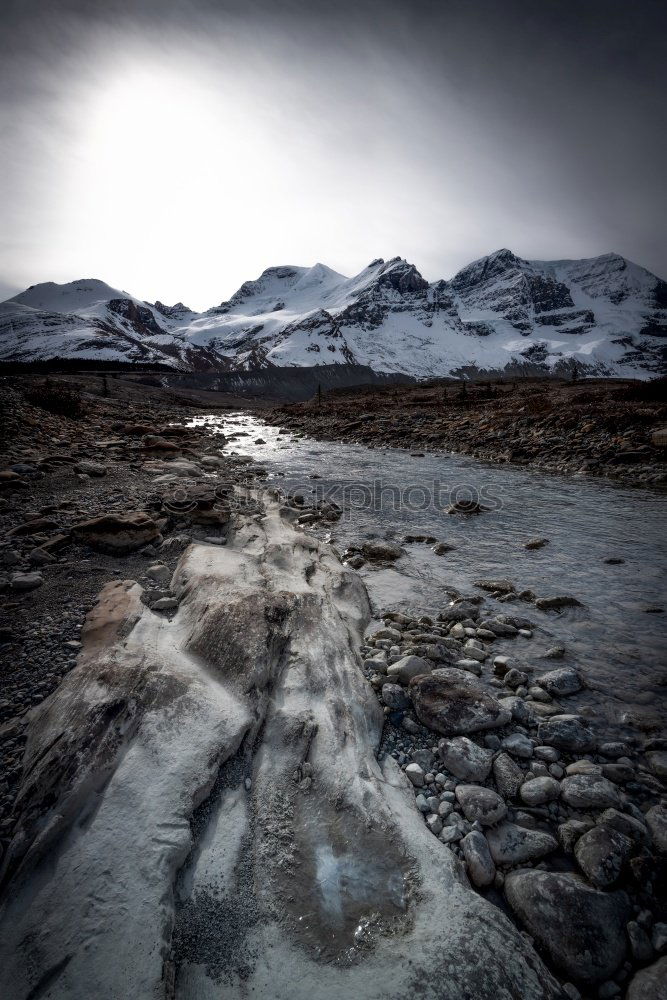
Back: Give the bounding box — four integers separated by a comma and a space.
455, 785, 507, 826
486, 822, 558, 864
386, 655, 432, 685
536, 667, 582, 696
537, 715, 595, 753
560, 774, 621, 810
504, 870, 631, 985
574, 826, 633, 887
409, 668, 511, 736
72, 512, 160, 553
361, 540, 404, 561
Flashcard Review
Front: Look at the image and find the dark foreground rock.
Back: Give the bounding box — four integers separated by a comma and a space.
409, 667, 511, 735
504, 870, 631, 985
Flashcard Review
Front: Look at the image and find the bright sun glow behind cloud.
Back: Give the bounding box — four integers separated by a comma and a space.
42, 46, 453, 310
2, 12, 637, 311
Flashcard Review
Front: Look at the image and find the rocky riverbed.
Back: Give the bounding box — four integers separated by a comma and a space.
265, 376, 667, 488
361, 600, 667, 998
0, 375, 666, 999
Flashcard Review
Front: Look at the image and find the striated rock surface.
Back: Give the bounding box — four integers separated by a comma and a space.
0, 504, 564, 1000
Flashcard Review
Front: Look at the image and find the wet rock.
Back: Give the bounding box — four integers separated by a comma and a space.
486, 822, 557, 864
454, 658, 483, 676
386, 654, 432, 684
361, 540, 404, 561
535, 595, 582, 610
543, 646, 566, 659
499, 695, 537, 726
520, 776, 561, 806
437, 602, 482, 623
645, 804, 667, 852
433, 541, 455, 555
574, 826, 632, 888
455, 785, 507, 826
482, 619, 519, 637
493, 752, 524, 799
503, 667, 529, 689
625, 956, 667, 1000
537, 715, 595, 753
438, 736, 493, 781
504, 870, 631, 985
536, 668, 583, 697
461, 831, 496, 887
446, 499, 486, 514
72, 512, 160, 553
561, 774, 621, 810
409, 667, 511, 735
525, 538, 549, 550
474, 579, 516, 594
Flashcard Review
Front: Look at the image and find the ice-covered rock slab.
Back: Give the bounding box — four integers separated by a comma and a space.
0, 504, 564, 1000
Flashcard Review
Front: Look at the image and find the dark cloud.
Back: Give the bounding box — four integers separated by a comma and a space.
1, 0, 665, 304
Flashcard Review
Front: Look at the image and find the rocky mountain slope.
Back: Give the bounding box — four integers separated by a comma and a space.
1, 250, 665, 377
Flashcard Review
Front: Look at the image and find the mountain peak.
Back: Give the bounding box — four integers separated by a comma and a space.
9, 278, 130, 312
1, 250, 664, 377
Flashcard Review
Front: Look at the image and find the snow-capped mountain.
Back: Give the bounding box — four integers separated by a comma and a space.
1, 251, 665, 377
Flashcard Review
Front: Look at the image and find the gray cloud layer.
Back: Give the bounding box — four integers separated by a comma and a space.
1, 0, 665, 307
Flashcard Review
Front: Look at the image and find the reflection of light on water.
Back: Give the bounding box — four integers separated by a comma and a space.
187, 410, 667, 736
314, 844, 405, 928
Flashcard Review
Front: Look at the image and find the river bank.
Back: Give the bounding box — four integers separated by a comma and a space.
264, 376, 667, 489
1, 376, 666, 999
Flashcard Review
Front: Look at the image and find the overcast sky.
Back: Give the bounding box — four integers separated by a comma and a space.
0, 0, 665, 309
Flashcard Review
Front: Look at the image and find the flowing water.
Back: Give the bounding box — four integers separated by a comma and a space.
191, 413, 667, 740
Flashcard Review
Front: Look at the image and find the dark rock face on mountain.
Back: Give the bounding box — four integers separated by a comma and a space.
1, 250, 665, 375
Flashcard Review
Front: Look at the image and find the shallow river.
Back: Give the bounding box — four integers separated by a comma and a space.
193, 413, 667, 739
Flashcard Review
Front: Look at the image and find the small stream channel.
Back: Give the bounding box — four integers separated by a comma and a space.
191, 412, 667, 740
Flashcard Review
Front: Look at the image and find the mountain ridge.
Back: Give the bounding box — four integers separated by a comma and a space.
1, 250, 665, 377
